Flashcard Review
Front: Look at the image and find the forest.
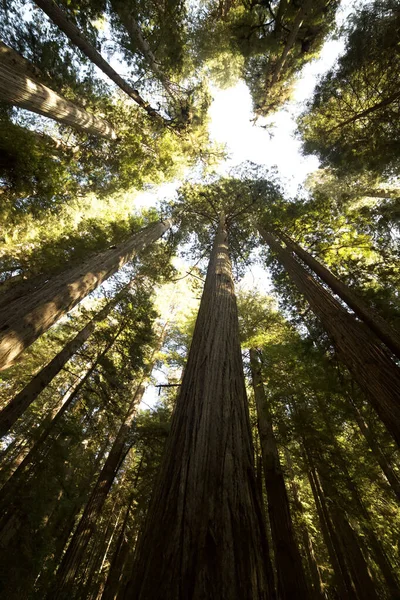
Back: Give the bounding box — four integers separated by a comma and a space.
0, 0, 399, 598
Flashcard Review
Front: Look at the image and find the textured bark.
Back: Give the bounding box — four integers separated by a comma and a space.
124, 214, 273, 600
277, 229, 400, 359
283, 448, 324, 600
259, 227, 400, 447
349, 397, 400, 502
0, 44, 116, 139
34, 0, 167, 123
0, 284, 132, 436
250, 348, 309, 600
50, 383, 145, 599
0, 219, 171, 371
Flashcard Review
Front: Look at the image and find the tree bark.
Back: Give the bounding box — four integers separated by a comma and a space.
0, 219, 171, 371
249, 348, 309, 599
33, 0, 168, 123
0, 283, 132, 436
0, 44, 117, 139
124, 214, 273, 599
50, 382, 146, 599
259, 226, 400, 447
276, 229, 400, 359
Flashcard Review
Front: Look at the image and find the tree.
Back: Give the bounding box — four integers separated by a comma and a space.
0, 42, 117, 139
250, 347, 309, 599
298, 0, 400, 176
259, 226, 400, 447
0, 218, 172, 370
124, 212, 274, 599
34, 0, 169, 123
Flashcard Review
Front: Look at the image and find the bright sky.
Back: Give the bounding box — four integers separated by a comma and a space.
137, 0, 358, 410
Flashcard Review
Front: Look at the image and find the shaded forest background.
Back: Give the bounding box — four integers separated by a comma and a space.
0, 0, 399, 598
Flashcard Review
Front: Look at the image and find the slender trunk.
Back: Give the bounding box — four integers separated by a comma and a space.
316, 469, 379, 600
277, 229, 400, 359
0, 330, 121, 506
50, 382, 145, 599
33, 0, 168, 123
270, 0, 313, 86
0, 219, 171, 371
93, 510, 123, 600
124, 214, 273, 599
102, 482, 138, 600
327, 91, 400, 134
349, 397, 400, 502
307, 465, 357, 599
249, 348, 309, 599
110, 1, 175, 99
0, 283, 132, 436
320, 411, 400, 599
283, 447, 325, 600
259, 227, 400, 447
0, 44, 116, 139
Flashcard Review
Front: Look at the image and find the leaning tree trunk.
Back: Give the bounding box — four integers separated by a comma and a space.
259, 226, 400, 447
0, 219, 171, 371
270, 0, 313, 86
34, 0, 168, 123
50, 382, 146, 600
0, 42, 116, 139
110, 1, 176, 100
249, 348, 309, 600
123, 213, 274, 600
276, 229, 400, 359
349, 396, 400, 503
0, 329, 122, 508
307, 463, 357, 599
0, 282, 133, 436
283, 447, 325, 600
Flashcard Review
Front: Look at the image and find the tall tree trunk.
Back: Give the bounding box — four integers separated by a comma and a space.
0, 329, 121, 506
349, 396, 400, 503
50, 382, 146, 599
124, 214, 273, 599
0, 219, 171, 371
33, 0, 168, 123
259, 226, 400, 447
276, 229, 400, 359
307, 464, 358, 599
109, 1, 175, 100
318, 408, 400, 599
0, 43, 117, 139
270, 0, 313, 86
316, 469, 379, 600
0, 283, 132, 436
283, 447, 325, 600
249, 348, 309, 599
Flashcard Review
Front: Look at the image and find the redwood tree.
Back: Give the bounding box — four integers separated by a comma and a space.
0, 219, 171, 371
124, 213, 274, 599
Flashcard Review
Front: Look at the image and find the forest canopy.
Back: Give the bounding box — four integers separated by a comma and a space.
0, 0, 399, 599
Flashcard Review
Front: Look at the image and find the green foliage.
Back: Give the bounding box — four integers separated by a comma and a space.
298, 0, 400, 176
